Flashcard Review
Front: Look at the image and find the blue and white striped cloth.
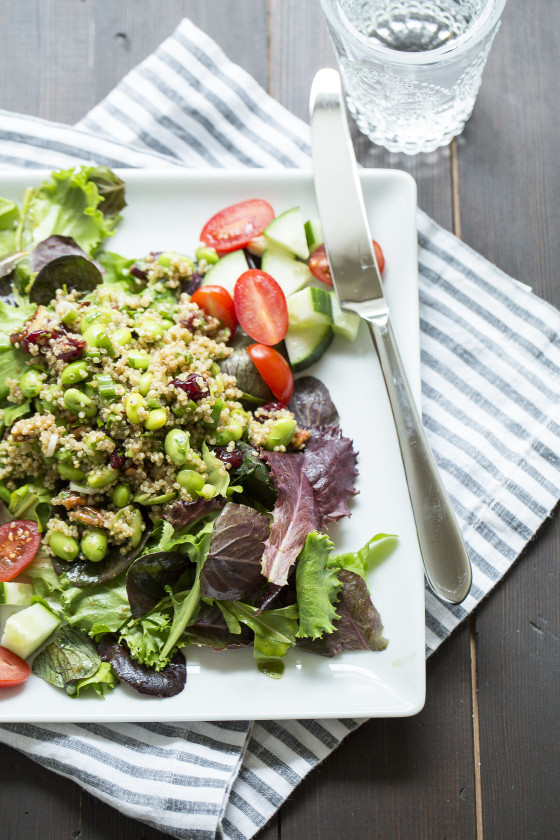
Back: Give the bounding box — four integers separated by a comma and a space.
1, 18, 559, 840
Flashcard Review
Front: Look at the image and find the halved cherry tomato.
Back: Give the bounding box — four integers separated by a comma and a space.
308, 240, 385, 286
234, 269, 288, 346
247, 344, 294, 404
190, 285, 237, 335
200, 199, 275, 255
0, 646, 31, 687
0, 520, 41, 581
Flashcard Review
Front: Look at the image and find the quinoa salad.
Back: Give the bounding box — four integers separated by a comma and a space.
0, 167, 391, 699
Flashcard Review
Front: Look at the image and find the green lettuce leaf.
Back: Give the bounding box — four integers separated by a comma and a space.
0, 299, 37, 401
59, 573, 132, 638
8, 483, 51, 532
0, 400, 31, 427
20, 166, 122, 254
219, 601, 299, 679
295, 532, 341, 640
68, 661, 119, 698
32, 625, 101, 695
119, 610, 174, 670
327, 533, 398, 581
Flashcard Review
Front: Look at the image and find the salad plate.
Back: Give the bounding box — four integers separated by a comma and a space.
0, 168, 424, 721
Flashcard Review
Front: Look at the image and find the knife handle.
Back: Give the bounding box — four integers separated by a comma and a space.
367, 317, 472, 604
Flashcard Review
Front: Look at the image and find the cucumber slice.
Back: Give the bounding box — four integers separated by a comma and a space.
304, 218, 323, 253
287, 286, 333, 329
329, 291, 361, 342
264, 207, 310, 260
0, 602, 61, 660
0, 581, 33, 606
201, 249, 248, 296
261, 244, 311, 297
285, 323, 334, 373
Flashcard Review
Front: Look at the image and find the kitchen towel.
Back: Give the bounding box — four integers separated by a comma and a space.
1, 17, 560, 840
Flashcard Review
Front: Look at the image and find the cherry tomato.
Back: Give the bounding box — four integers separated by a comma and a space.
0, 646, 31, 687
0, 520, 41, 581
200, 199, 275, 255
234, 269, 289, 346
308, 240, 385, 286
190, 285, 237, 335
247, 344, 294, 404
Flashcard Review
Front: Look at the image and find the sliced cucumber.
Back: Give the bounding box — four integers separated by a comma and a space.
0, 581, 33, 606
261, 244, 311, 297
304, 218, 323, 253
0, 602, 61, 660
329, 291, 361, 342
285, 323, 334, 373
264, 207, 309, 260
201, 249, 248, 296
287, 286, 333, 329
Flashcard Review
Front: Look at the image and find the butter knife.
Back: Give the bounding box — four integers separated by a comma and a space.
309, 68, 472, 604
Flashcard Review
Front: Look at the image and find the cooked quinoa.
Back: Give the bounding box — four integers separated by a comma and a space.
0, 258, 306, 564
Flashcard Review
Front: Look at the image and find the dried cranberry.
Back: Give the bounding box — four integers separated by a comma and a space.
256, 401, 287, 422
213, 447, 243, 470
54, 334, 86, 362
183, 272, 202, 296
18, 328, 59, 355
129, 264, 149, 282
110, 451, 128, 470
180, 312, 203, 333
171, 373, 210, 402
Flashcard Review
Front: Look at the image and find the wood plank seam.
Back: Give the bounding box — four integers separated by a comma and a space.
469, 615, 484, 840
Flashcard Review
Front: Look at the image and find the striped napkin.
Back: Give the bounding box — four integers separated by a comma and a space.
1, 18, 560, 840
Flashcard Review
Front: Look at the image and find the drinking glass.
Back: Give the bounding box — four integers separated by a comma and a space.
318, 0, 507, 154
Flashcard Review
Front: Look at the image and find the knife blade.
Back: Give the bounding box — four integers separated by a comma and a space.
310, 68, 472, 605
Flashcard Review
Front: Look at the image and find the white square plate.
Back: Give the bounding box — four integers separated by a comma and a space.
0, 168, 425, 721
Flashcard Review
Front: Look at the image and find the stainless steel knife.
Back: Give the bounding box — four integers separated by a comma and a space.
309, 68, 472, 605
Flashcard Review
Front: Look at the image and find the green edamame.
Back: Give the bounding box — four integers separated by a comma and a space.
57, 463, 86, 482
80, 308, 112, 334
60, 360, 89, 386
63, 388, 97, 418
136, 318, 164, 342
144, 408, 167, 431
112, 483, 131, 508
138, 372, 153, 397
177, 469, 205, 494
164, 428, 190, 465
195, 245, 219, 264
48, 532, 79, 562
87, 466, 119, 489
20, 368, 44, 398
83, 324, 115, 357
213, 422, 243, 445
133, 491, 176, 506
112, 327, 132, 347
124, 393, 146, 424
81, 528, 108, 562
264, 417, 297, 451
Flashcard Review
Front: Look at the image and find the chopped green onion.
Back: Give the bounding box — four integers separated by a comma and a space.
96, 374, 116, 402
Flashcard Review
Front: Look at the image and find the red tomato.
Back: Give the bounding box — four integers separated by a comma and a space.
247, 344, 294, 404
190, 285, 237, 335
0, 646, 31, 687
200, 199, 275, 254
234, 269, 288, 346
308, 240, 385, 286
0, 520, 41, 582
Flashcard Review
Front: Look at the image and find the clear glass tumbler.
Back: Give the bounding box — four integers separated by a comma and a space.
318, 0, 507, 154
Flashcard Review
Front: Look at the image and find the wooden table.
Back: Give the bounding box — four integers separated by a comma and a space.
0, 2, 558, 838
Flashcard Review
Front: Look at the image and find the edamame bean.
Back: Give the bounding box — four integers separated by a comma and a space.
87, 466, 119, 489
60, 360, 89, 386
112, 327, 132, 347
63, 387, 97, 418
213, 422, 243, 445
157, 252, 173, 268
126, 350, 150, 370
124, 392, 146, 424
177, 469, 205, 494
48, 532, 79, 562
199, 483, 216, 500
133, 491, 176, 506
136, 318, 164, 342
82, 324, 115, 357
81, 528, 108, 562
40, 384, 58, 413
80, 308, 112, 334
195, 245, 219, 264
264, 417, 297, 451
146, 397, 163, 410
130, 508, 143, 547
20, 368, 44, 397
144, 408, 167, 431
57, 463, 86, 482
138, 372, 153, 397
112, 483, 131, 508
164, 428, 190, 465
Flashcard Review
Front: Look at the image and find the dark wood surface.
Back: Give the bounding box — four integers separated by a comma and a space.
0, 2, 558, 839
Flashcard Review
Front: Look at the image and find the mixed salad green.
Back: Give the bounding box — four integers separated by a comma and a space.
0, 166, 393, 699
